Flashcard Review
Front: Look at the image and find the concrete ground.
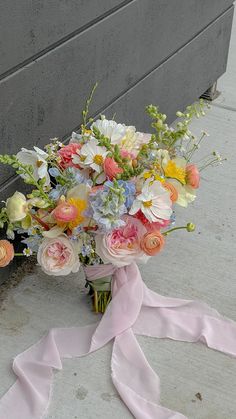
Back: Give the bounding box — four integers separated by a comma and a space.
1, 17, 236, 419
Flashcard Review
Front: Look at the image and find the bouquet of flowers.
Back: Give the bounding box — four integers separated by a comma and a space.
0, 89, 224, 313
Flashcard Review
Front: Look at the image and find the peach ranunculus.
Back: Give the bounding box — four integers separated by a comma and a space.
186, 164, 200, 189
58, 143, 82, 169
53, 202, 78, 224
140, 231, 165, 256
52, 198, 86, 230
95, 215, 148, 267
37, 235, 80, 276
103, 157, 123, 180
0, 240, 14, 267
163, 182, 178, 203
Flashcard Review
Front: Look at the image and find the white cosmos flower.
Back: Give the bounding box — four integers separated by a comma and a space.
129, 179, 172, 222
73, 138, 108, 173
16, 146, 50, 186
91, 119, 126, 145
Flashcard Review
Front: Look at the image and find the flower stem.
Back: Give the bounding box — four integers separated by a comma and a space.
163, 223, 195, 235
14, 253, 25, 256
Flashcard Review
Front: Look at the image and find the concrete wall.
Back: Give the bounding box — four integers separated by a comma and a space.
0, 0, 234, 283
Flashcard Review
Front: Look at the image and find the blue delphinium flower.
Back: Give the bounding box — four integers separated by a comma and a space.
81, 244, 93, 257
117, 180, 135, 209
65, 167, 93, 187
89, 180, 126, 231
48, 167, 61, 178
49, 184, 68, 200
21, 235, 42, 252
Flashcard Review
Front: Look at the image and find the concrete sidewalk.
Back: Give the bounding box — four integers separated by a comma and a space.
1, 16, 236, 419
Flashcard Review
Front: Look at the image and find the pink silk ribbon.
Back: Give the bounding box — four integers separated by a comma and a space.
0, 263, 236, 419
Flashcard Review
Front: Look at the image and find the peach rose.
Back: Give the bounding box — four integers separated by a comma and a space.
103, 157, 123, 180
140, 231, 165, 256
163, 182, 178, 203
37, 235, 80, 276
186, 164, 200, 189
0, 240, 14, 267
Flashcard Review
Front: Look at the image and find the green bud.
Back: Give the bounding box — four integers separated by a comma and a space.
186, 222, 196, 232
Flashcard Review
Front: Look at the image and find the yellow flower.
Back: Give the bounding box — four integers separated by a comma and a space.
164, 160, 186, 184
143, 171, 164, 183
67, 198, 87, 229
6, 192, 28, 222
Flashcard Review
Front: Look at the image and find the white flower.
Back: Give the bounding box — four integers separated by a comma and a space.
91, 118, 126, 145
73, 138, 108, 173
129, 179, 172, 222
23, 248, 33, 257
16, 146, 50, 186
6, 191, 28, 222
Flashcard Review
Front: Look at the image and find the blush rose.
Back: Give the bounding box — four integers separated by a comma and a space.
37, 235, 80, 276
95, 215, 148, 267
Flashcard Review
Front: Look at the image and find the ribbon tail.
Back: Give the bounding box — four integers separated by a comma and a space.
0, 324, 99, 419
135, 286, 236, 357
111, 328, 187, 419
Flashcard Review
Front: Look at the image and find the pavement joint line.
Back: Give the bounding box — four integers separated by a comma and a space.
211, 102, 236, 113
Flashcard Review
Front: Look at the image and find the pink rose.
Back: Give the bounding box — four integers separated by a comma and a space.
186, 164, 200, 189
58, 143, 81, 169
95, 215, 148, 267
103, 157, 123, 180
37, 235, 80, 276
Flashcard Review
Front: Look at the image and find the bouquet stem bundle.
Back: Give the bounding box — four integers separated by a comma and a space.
85, 275, 112, 313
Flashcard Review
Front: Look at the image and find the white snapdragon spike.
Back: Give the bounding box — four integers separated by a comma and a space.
73, 138, 108, 173
16, 146, 50, 185
91, 118, 126, 145
120, 126, 137, 151
129, 179, 172, 222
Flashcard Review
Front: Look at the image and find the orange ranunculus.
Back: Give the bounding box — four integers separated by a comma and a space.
0, 240, 14, 267
163, 182, 178, 202
140, 231, 165, 256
